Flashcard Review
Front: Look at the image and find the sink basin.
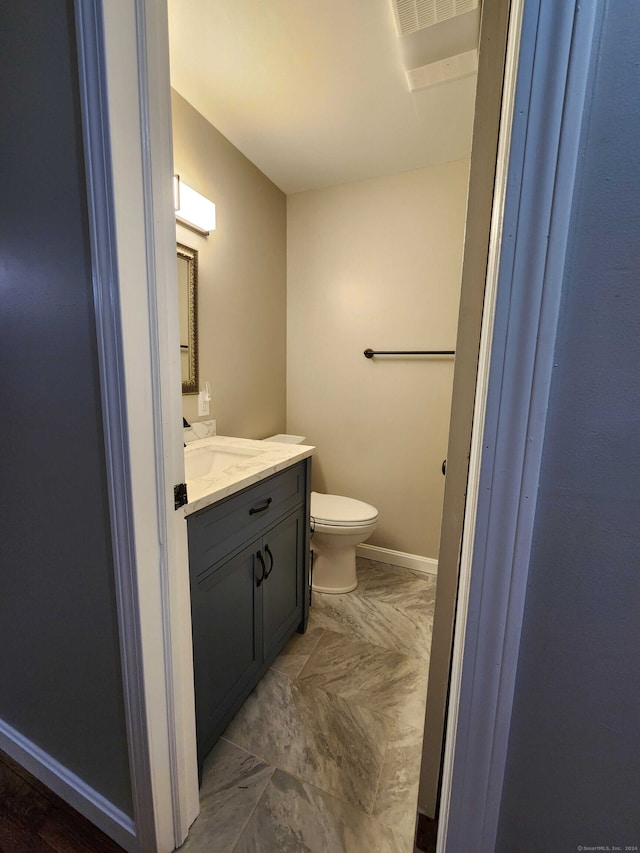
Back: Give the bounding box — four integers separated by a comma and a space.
184, 444, 262, 481
181, 434, 315, 513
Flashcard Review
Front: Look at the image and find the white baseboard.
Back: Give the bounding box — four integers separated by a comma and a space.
0, 718, 136, 851
356, 543, 438, 575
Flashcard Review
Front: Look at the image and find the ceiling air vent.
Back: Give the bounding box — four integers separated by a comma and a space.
407, 48, 478, 91
391, 0, 480, 37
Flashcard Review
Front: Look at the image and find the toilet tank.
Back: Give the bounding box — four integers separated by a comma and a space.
262, 434, 306, 445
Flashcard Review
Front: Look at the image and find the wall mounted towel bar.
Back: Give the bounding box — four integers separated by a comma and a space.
363, 348, 455, 358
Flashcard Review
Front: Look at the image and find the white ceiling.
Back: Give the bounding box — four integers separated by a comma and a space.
167, 0, 477, 195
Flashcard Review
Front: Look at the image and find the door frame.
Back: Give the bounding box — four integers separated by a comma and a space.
436, 1, 600, 849
78, 0, 601, 849
75, 0, 198, 849
418, 0, 520, 820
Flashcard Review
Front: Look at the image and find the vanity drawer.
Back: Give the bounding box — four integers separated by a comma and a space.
188, 461, 307, 578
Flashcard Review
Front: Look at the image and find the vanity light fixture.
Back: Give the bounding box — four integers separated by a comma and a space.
174, 175, 216, 236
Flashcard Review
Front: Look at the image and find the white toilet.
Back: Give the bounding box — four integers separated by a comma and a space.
310, 491, 379, 593
262, 435, 379, 594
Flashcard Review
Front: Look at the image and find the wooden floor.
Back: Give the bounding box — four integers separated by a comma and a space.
0, 750, 123, 853
415, 813, 439, 852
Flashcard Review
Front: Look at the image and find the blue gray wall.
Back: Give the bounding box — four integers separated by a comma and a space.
497, 3, 640, 848
0, 1, 132, 815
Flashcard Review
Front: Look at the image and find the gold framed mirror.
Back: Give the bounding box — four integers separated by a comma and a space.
177, 242, 198, 394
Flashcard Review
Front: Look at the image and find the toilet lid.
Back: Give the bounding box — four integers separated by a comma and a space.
310, 492, 378, 526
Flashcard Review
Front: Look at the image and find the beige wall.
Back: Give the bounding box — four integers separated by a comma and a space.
172, 90, 287, 438
172, 89, 468, 556
286, 162, 469, 559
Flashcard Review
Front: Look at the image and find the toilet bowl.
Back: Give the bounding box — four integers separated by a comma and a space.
262, 435, 379, 594
310, 492, 379, 594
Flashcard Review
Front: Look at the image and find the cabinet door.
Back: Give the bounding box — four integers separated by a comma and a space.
190, 541, 262, 763
262, 509, 304, 662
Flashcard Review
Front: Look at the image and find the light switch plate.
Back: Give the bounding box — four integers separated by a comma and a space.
197, 392, 209, 416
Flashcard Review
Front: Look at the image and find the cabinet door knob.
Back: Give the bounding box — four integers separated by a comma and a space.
256, 550, 266, 587
249, 497, 273, 516
264, 544, 274, 579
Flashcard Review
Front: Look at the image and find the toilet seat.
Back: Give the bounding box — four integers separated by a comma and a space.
311, 492, 378, 527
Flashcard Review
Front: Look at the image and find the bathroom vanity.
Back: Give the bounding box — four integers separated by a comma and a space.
183, 436, 314, 772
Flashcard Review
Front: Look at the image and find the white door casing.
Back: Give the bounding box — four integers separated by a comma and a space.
437, 1, 600, 850
77, 0, 199, 849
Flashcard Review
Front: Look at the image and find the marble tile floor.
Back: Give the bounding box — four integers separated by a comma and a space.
179, 558, 437, 853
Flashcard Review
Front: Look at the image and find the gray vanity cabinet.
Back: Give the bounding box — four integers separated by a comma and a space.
187, 460, 310, 771
261, 507, 306, 661
189, 540, 262, 762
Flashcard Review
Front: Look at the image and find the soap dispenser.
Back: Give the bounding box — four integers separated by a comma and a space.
198, 381, 211, 416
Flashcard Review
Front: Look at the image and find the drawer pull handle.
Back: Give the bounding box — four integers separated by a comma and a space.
264, 544, 274, 580
249, 498, 272, 516
256, 550, 266, 587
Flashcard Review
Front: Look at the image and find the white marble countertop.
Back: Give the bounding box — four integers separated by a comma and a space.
183, 435, 315, 517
